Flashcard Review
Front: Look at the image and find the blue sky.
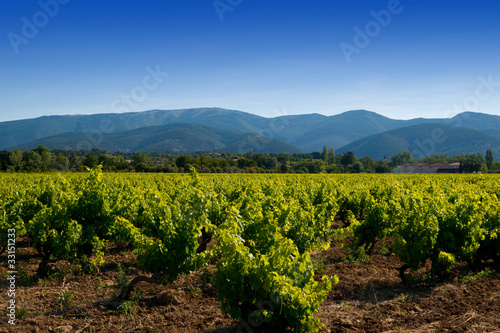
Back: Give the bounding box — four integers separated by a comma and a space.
1, 0, 500, 122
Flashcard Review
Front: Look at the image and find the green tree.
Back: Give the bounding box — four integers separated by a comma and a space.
359, 156, 376, 172
459, 153, 486, 173
132, 152, 153, 167
486, 149, 494, 169
34, 145, 50, 156
390, 151, 414, 167
9, 150, 23, 168
420, 154, 449, 164
480, 163, 488, 174
175, 155, 191, 169
339, 151, 355, 167
375, 161, 391, 173
328, 148, 334, 159
237, 158, 258, 168
348, 161, 362, 173
322, 146, 328, 161
277, 153, 289, 165
55, 153, 70, 171
69, 156, 85, 171
490, 161, 500, 173
23, 151, 42, 170
40, 151, 55, 170
83, 155, 99, 169
99, 154, 129, 171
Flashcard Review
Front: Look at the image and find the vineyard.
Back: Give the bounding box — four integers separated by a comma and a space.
1, 169, 500, 332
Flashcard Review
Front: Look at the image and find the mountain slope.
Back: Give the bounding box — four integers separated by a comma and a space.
0, 108, 429, 151
0, 108, 328, 151
221, 135, 305, 154
9, 123, 304, 154
289, 110, 412, 151
337, 123, 500, 160
3, 107, 500, 153
447, 112, 500, 133
0, 108, 266, 150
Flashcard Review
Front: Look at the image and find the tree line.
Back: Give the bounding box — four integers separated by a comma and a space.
0, 145, 496, 173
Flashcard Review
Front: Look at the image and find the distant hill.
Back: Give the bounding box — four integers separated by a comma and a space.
9, 122, 304, 154
0, 108, 264, 150
337, 123, 500, 160
0, 107, 446, 152
446, 111, 500, 133
3, 107, 500, 155
287, 110, 417, 151
221, 135, 305, 154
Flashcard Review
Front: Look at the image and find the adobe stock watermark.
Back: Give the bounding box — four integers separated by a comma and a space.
64, 118, 116, 152
65, 65, 168, 151
444, 75, 500, 126
111, 65, 169, 113
237, 107, 290, 154
339, 0, 410, 64
411, 75, 500, 158
6, 228, 17, 325
213, 0, 243, 21
7, 0, 71, 54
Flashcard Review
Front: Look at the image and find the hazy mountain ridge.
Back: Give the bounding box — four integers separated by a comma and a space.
2, 108, 500, 157
337, 123, 500, 160
9, 122, 305, 154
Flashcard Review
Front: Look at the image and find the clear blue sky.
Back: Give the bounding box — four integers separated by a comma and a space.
1, 0, 500, 122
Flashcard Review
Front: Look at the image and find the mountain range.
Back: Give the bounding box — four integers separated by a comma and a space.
3, 108, 500, 159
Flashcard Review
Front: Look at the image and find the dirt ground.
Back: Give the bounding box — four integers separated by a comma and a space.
1, 238, 499, 333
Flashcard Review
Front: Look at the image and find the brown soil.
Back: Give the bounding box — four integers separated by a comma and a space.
1, 238, 499, 333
